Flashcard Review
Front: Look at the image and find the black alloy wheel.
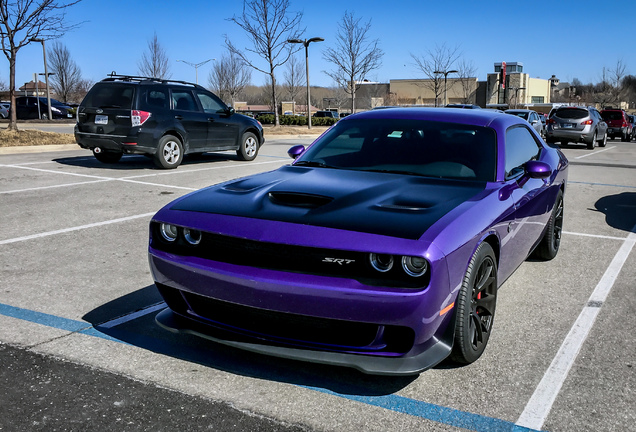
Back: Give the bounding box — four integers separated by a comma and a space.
533, 190, 564, 260
450, 242, 498, 365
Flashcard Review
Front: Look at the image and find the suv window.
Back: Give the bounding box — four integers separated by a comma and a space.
83, 83, 135, 109
146, 88, 169, 109
172, 91, 199, 112
505, 126, 540, 178
196, 91, 225, 113
554, 107, 587, 119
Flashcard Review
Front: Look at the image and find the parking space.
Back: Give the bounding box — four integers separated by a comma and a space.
1, 138, 635, 431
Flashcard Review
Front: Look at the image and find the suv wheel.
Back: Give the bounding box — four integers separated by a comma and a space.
586, 131, 597, 149
621, 130, 629, 142
599, 132, 607, 147
154, 135, 183, 169
236, 132, 259, 161
93, 149, 123, 164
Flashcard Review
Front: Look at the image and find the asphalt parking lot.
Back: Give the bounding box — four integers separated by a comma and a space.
1, 135, 635, 432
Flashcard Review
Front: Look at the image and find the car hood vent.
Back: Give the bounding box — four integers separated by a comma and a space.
268, 192, 334, 209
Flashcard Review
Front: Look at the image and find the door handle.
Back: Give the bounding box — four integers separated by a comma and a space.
207, 118, 215, 122
174, 115, 183, 120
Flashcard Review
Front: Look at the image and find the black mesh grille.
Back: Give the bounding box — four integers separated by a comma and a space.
156, 283, 415, 355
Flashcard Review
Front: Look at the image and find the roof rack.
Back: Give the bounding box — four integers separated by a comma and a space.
101, 72, 203, 89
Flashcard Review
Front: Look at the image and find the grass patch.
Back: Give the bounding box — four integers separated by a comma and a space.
0, 129, 75, 147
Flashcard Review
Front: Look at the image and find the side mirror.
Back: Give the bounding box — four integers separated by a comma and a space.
525, 161, 552, 179
287, 145, 305, 160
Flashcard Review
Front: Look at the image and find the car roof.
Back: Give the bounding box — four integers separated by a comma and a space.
345, 107, 520, 129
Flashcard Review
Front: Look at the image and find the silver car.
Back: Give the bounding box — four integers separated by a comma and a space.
546, 106, 608, 149
505, 109, 545, 137
0, 102, 9, 119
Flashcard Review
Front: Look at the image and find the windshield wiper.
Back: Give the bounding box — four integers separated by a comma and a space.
365, 168, 428, 177
98, 105, 122, 109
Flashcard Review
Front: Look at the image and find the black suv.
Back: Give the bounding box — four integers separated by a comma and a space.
75, 75, 264, 169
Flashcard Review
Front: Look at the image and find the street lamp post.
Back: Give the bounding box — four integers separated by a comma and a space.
287, 37, 324, 129
511, 86, 526, 109
176, 59, 214, 84
433, 69, 458, 107
30, 38, 52, 120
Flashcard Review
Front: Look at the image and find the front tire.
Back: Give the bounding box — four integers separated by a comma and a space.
533, 190, 564, 260
450, 242, 498, 365
598, 132, 607, 147
154, 135, 183, 169
236, 132, 259, 161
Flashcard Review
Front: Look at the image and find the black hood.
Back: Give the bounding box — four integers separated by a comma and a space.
171, 166, 485, 240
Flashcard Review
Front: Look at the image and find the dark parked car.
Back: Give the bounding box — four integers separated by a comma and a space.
446, 104, 482, 109
313, 110, 339, 119
75, 74, 264, 169
149, 108, 568, 375
600, 108, 632, 141
15, 96, 74, 120
0, 102, 9, 119
505, 109, 545, 137
546, 106, 607, 149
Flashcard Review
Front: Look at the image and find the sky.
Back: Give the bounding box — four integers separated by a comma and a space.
9, 0, 633, 93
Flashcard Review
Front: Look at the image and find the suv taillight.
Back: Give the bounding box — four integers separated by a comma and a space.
581, 119, 593, 125
547, 118, 556, 124
132, 110, 151, 127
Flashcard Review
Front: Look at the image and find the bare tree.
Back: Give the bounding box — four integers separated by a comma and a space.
0, 0, 82, 130
138, 32, 171, 79
69, 77, 93, 104
226, 0, 303, 126
208, 51, 251, 108
47, 41, 81, 103
323, 11, 383, 113
456, 58, 477, 104
283, 54, 303, 113
410, 43, 461, 106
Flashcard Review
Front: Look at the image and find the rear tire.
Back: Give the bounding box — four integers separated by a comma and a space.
450, 242, 498, 365
154, 135, 183, 169
586, 132, 596, 149
236, 132, 259, 161
93, 149, 123, 164
598, 132, 607, 147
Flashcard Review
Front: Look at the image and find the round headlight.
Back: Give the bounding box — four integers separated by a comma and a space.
369, 253, 394, 272
160, 223, 179, 242
402, 256, 428, 277
183, 228, 202, 245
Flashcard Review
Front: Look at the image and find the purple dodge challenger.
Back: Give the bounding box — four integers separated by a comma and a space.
148, 108, 568, 375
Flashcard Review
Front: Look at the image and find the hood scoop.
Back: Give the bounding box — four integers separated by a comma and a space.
268, 192, 334, 209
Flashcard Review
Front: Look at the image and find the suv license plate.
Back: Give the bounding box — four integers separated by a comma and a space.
95, 115, 108, 125
562, 123, 573, 128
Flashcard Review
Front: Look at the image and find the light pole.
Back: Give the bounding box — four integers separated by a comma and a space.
434, 69, 458, 107
287, 37, 324, 129
30, 38, 52, 120
176, 59, 214, 84
511, 86, 526, 109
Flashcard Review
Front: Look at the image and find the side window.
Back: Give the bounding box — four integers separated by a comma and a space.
146, 88, 168, 109
172, 90, 199, 112
196, 91, 225, 113
505, 126, 541, 178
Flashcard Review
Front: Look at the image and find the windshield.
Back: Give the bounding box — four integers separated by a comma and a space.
296, 118, 497, 181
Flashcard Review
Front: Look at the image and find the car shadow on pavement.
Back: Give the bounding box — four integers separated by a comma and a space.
83, 285, 417, 396
53, 152, 242, 171
593, 192, 636, 233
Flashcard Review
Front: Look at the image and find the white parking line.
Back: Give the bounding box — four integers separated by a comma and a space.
574, 146, 616, 159
0, 179, 114, 195
0, 213, 156, 246
516, 226, 636, 430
